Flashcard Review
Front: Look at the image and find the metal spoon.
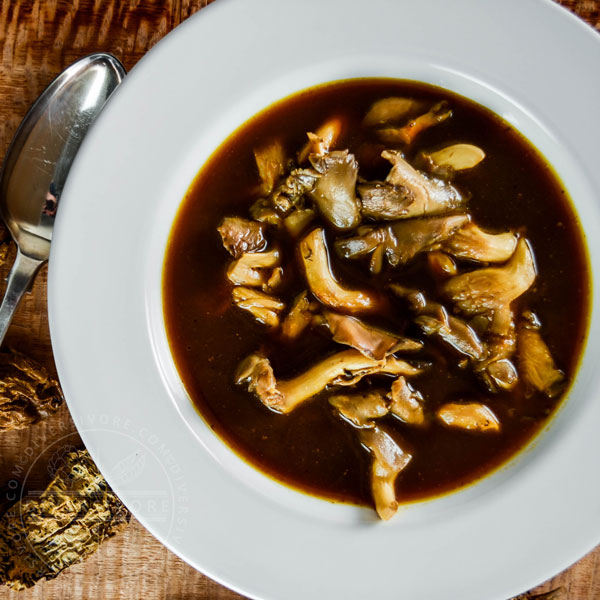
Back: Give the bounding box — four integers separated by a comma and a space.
0, 53, 126, 346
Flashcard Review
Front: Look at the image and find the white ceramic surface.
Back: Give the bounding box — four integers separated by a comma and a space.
48, 1, 600, 598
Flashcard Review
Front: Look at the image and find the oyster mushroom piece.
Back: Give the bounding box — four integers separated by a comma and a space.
436, 402, 500, 432
474, 308, 519, 392
426, 143, 486, 172
382, 150, 464, 217
329, 390, 389, 428
335, 214, 470, 268
254, 139, 286, 195
218, 217, 266, 258
388, 377, 426, 426
358, 427, 412, 521
299, 228, 382, 314
249, 198, 281, 226
443, 238, 537, 316
427, 251, 457, 277
271, 168, 319, 215
235, 349, 423, 414
377, 101, 452, 145
281, 291, 318, 341
441, 223, 518, 263
518, 314, 565, 397
357, 181, 415, 220
226, 248, 281, 287
322, 310, 423, 360
390, 284, 486, 361
308, 150, 361, 230
363, 97, 424, 128
284, 207, 316, 237
231, 287, 285, 328
298, 116, 343, 162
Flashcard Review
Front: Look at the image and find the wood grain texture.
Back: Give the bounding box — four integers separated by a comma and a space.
0, 1, 597, 599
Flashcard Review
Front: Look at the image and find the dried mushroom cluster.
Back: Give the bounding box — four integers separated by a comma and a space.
0, 348, 63, 431
0, 449, 129, 590
218, 96, 565, 520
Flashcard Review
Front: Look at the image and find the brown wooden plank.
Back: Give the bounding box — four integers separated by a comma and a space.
0, 0, 597, 598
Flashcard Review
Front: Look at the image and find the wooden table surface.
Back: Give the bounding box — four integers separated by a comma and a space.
0, 1, 598, 598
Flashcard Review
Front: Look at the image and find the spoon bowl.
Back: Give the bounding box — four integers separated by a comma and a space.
0, 53, 126, 344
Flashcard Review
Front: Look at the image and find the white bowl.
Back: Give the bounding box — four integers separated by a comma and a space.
48, 1, 600, 598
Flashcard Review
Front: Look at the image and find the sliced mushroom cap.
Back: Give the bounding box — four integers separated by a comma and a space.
309, 150, 361, 230
436, 402, 500, 432
300, 228, 382, 314
254, 140, 286, 195
359, 427, 412, 520
232, 287, 285, 328
329, 391, 389, 428
363, 97, 424, 128
441, 223, 518, 263
226, 248, 281, 287
388, 377, 426, 426
322, 310, 422, 360
443, 238, 537, 316
357, 181, 415, 220
382, 150, 464, 217
377, 101, 452, 145
427, 143, 485, 171
218, 217, 266, 258
236, 349, 424, 414
518, 318, 565, 397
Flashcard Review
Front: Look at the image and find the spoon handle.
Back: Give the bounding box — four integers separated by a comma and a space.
0, 249, 44, 347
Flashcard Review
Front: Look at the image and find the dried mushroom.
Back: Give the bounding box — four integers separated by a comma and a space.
329, 391, 389, 428
254, 139, 286, 195
308, 150, 361, 230
300, 228, 382, 313
298, 117, 343, 162
336, 214, 470, 268
390, 285, 486, 361
280, 291, 317, 341
218, 216, 266, 257
377, 101, 452, 145
362, 97, 424, 128
441, 223, 518, 263
0, 450, 129, 590
359, 427, 412, 520
517, 313, 565, 397
443, 238, 536, 316
382, 150, 464, 216
226, 248, 281, 287
322, 310, 422, 360
436, 402, 500, 432
425, 143, 485, 172
236, 349, 422, 414
0, 349, 63, 432
357, 181, 415, 220
388, 377, 426, 426
232, 287, 285, 328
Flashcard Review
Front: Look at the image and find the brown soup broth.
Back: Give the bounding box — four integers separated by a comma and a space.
163, 79, 589, 506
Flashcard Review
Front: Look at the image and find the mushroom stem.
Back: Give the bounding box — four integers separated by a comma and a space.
299, 228, 381, 313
